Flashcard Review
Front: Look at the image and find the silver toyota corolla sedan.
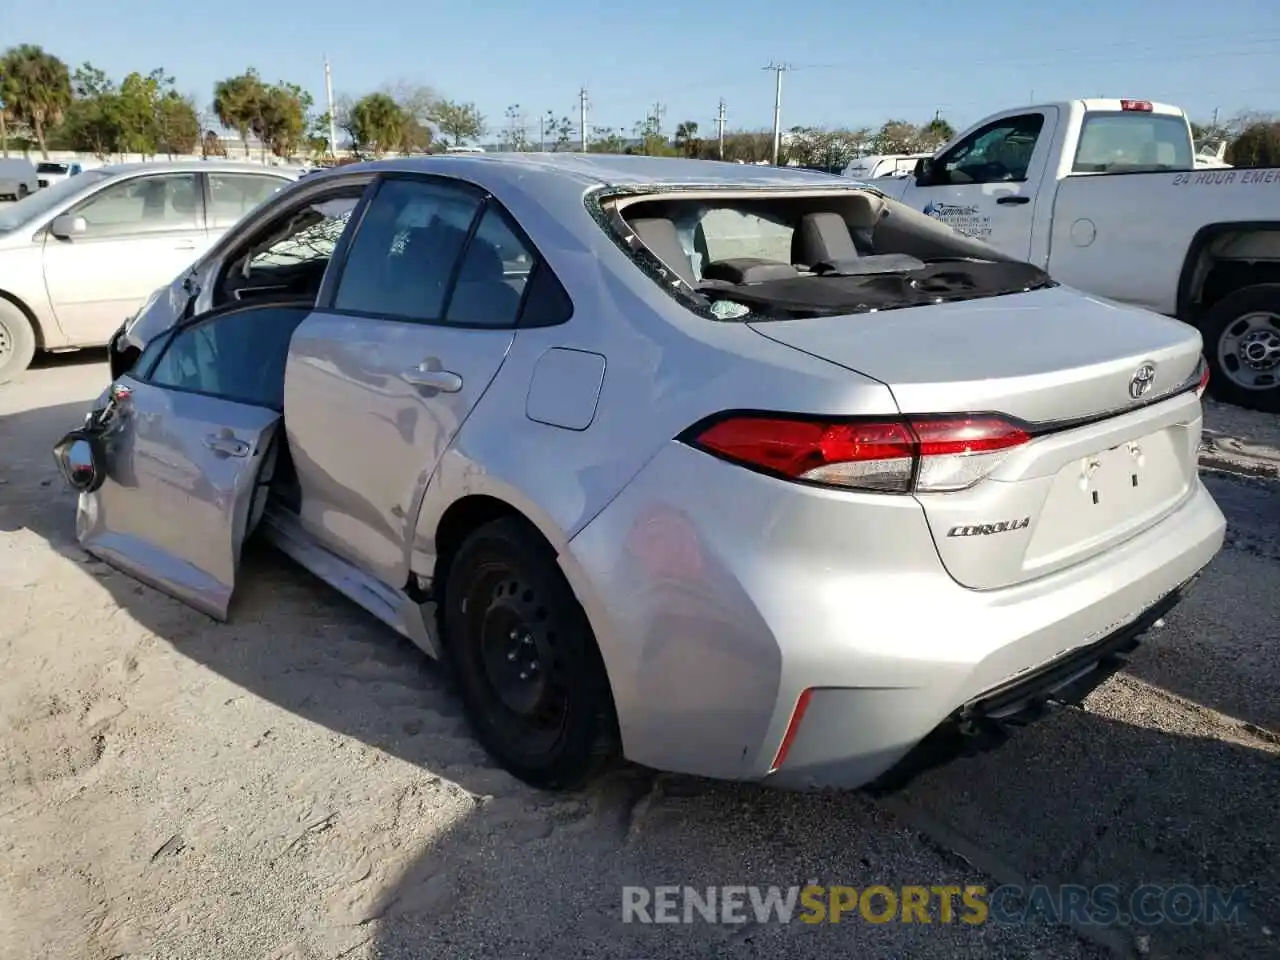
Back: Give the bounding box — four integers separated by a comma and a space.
54, 154, 1226, 792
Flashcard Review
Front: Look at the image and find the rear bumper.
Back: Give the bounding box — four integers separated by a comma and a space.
856, 573, 1196, 794
564, 441, 1226, 789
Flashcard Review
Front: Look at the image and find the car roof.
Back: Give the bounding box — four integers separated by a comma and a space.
96, 160, 302, 177
322, 153, 857, 193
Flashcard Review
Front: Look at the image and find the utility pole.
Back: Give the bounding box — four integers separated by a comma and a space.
716, 99, 727, 160
651, 102, 666, 136
538, 113, 546, 152
763, 62, 792, 165
579, 87, 589, 151
323, 55, 337, 159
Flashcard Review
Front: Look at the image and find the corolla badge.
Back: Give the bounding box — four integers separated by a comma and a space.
1128, 362, 1157, 400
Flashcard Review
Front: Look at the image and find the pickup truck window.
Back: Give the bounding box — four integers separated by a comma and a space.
936, 114, 1045, 185
1072, 113, 1193, 173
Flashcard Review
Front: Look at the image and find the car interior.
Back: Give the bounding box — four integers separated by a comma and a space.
608, 189, 1053, 318
215, 195, 361, 307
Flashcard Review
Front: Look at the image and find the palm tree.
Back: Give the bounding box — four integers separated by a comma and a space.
213, 70, 265, 157
1, 45, 71, 158
0, 62, 14, 157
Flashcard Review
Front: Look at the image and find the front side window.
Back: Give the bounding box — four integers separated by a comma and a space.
208, 174, 290, 229
145, 304, 313, 409
73, 174, 200, 236
332, 177, 482, 322
936, 114, 1045, 184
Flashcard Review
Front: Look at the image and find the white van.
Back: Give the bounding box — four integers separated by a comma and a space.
0, 158, 38, 200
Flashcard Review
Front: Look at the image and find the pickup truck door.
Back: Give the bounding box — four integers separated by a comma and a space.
895, 107, 1058, 260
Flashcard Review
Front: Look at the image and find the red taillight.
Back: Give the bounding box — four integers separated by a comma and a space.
1120, 99, 1153, 112
769, 688, 813, 773
687, 414, 1031, 493
1196, 361, 1210, 398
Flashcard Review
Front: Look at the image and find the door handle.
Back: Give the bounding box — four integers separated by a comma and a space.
401, 360, 463, 393
203, 433, 250, 457
996, 195, 1031, 206
174, 240, 197, 250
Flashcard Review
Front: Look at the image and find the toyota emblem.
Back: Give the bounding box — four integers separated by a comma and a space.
1129, 362, 1156, 399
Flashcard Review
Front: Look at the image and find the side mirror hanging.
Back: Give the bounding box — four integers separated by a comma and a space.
53, 430, 106, 493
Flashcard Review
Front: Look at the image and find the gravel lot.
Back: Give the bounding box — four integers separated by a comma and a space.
2, 356, 1276, 960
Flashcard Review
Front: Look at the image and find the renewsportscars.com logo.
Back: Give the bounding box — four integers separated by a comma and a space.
621, 884, 1249, 927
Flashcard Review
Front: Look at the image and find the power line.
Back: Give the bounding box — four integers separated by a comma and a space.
762, 63, 792, 165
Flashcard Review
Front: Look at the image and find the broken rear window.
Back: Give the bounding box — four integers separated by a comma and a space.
598, 188, 1054, 321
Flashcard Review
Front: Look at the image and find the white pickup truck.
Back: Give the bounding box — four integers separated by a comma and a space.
869, 98, 1280, 413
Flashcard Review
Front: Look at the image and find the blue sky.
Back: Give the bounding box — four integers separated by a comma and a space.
7, 0, 1278, 138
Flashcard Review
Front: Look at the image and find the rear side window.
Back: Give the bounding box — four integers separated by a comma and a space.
209, 173, 289, 228
332, 178, 481, 322
1072, 113, 1193, 173
445, 206, 533, 327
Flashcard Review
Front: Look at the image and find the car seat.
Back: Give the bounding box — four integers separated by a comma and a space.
447, 236, 522, 326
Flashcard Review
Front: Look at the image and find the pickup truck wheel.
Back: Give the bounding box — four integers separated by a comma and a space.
441, 517, 618, 790
0, 300, 37, 384
1202, 284, 1280, 414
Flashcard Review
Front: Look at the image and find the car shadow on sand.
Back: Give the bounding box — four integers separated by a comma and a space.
3, 399, 1277, 959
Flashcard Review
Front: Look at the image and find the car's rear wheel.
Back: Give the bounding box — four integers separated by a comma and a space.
0, 300, 37, 384
17, 183, 29, 199
1202, 284, 1280, 414
441, 517, 618, 790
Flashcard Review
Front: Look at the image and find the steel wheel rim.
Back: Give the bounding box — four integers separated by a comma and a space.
1216, 310, 1280, 391
466, 564, 569, 749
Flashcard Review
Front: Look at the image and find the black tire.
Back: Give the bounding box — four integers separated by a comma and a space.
17, 183, 29, 198
441, 516, 618, 790
0, 300, 37, 384
1200, 283, 1280, 414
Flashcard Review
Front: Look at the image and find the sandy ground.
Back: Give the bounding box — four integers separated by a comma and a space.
1, 355, 1277, 960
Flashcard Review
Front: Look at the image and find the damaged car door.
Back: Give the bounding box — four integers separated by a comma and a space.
59, 301, 313, 619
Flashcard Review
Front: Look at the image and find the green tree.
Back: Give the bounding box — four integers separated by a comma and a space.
255, 82, 310, 158
720, 131, 774, 163
433, 99, 484, 146
116, 71, 162, 154
157, 91, 200, 155
588, 125, 626, 154
383, 82, 436, 153
55, 63, 123, 156
673, 120, 701, 158
1226, 121, 1280, 167
871, 119, 920, 154
540, 110, 574, 151
0, 57, 18, 156
501, 104, 529, 151
0, 44, 72, 158
920, 115, 955, 147
633, 107, 673, 156
305, 111, 335, 159
347, 92, 406, 156
213, 69, 266, 156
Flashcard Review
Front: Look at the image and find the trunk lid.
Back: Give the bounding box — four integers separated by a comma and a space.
749, 287, 1206, 589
